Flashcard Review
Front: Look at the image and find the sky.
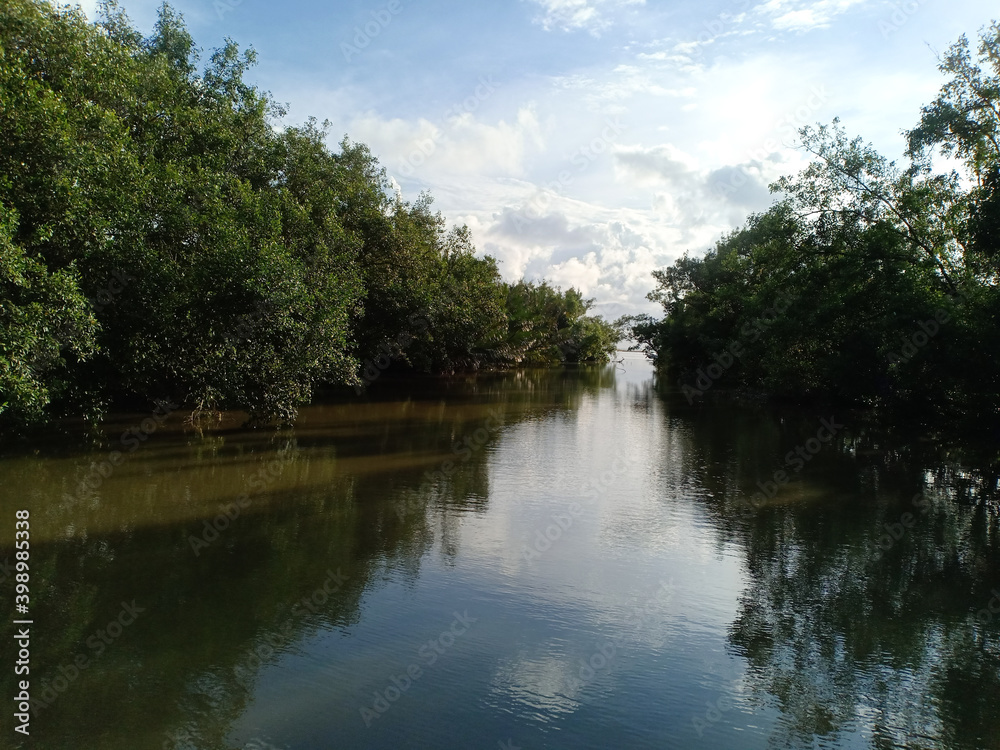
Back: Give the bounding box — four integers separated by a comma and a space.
77, 0, 995, 319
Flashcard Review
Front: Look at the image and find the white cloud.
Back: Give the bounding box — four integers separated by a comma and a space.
756, 0, 868, 31
346, 106, 546, 182
478, 199, 688, 318
550, 69, 696, 116
613, 143, 780, 224
548, 253, 603, 294
527, 0, 646, 34
262, 0, 985, 324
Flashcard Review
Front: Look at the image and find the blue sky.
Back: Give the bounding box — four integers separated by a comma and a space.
79, 0, 995, 318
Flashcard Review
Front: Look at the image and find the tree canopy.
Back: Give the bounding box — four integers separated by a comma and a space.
627, 21, 1000, 422
0, 0, 620, 430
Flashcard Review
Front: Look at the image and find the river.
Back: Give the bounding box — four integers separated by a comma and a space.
1, 352, 998, 749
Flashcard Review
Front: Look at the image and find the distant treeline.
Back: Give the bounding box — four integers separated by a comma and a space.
0, 1, 620, 428
627, 22, 1000, 421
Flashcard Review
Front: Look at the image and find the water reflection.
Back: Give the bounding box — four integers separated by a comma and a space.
0, 365, 617, 749
0, 357, 998, 749
664, 399, 1000, 750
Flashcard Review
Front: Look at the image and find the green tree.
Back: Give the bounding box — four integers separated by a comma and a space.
502, 280, 619, 365
630, 22, 1000, 418
0, 0, 623, 429
0, 203, 97, 424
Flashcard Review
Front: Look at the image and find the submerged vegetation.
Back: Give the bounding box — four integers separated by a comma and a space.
628, 22, 1000, 423
0, 0, 620, 429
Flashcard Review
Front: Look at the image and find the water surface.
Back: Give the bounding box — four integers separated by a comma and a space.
2, 354, 999, 749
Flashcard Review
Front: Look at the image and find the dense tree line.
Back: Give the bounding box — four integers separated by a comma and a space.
0, 0, 619, 429
627, 22, 1000, 422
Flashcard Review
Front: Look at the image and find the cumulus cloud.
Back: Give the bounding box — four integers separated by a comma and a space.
347, 105, 545, 182
479, 200, 682, 319
548, 253, 603, 293
281, 0, 920, 323
336, 53, 826, 323
613, 143, 781, 225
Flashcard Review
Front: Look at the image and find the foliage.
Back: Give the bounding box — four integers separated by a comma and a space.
502, 280, 620, 365
0, 1, 619, 430
0, 203, 97, 424
628, 21, 1000, 418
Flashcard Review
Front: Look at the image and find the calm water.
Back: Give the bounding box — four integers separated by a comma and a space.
2, 353, 999, 750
